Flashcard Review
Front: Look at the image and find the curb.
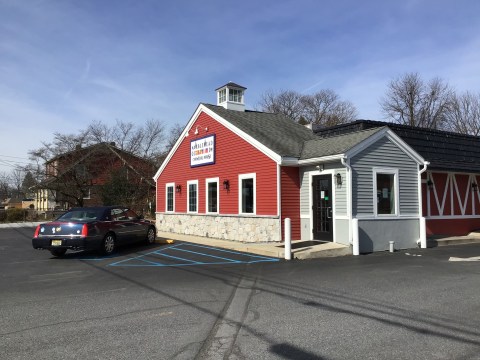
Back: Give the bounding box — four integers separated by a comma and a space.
0, 222, 42, 229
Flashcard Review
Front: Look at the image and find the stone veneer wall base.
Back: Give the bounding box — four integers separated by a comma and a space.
156, 213, 281, 243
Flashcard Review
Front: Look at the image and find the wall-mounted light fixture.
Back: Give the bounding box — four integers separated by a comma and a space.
315, 164, 324, 172
185, 125, 209, 137
472, 182, 478, 191
427, 180, 434, 190
335, 173, 342, 186
176, 185, 182, 193
223, 179, 230, 191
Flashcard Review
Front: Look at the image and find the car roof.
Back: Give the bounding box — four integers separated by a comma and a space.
68, 206, 125, 210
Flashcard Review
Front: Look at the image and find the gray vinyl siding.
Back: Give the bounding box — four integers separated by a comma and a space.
351, 137, 419, 216
334, 167, 347, 216
299, 167, 311, 215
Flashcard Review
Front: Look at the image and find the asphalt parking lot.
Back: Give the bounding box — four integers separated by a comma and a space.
1, 226, 480, 360
81, 242, 280, 267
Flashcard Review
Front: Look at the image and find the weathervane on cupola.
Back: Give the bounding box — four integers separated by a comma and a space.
215, 82, 247, 112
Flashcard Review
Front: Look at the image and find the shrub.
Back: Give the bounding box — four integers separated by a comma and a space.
6, 209, 26, 222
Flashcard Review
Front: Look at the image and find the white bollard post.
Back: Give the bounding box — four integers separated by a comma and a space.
419, 217, 427, 249
352, 218, 359, 256
284, 218, 291, 260
389, 241, 395, 253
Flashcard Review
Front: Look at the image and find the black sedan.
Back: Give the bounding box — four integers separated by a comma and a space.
32, 206, 156, 257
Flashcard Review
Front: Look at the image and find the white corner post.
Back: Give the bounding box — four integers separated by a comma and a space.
419, 217, 427, 248
418, 161, 429, 249
352, 218, 359, 256
284, 218, 291, 260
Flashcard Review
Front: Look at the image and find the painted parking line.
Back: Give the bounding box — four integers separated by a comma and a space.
449, 256, 480, 262
106, 243, 280, 267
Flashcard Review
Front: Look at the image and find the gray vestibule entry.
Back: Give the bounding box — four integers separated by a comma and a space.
298, 127, 427, 253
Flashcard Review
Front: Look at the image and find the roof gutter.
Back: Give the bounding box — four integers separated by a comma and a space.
297, 154, 344, 166
280, 157, 299, 166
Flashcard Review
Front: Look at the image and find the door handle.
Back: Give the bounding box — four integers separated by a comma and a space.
327, 207, 332, 219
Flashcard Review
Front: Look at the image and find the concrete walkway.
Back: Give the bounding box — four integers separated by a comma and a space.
156, 231, 351, 260
428, 232, 480, 247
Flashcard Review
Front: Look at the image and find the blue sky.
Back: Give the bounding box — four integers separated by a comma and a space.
1, 0, 480, 173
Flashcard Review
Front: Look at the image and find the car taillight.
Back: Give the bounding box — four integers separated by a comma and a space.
81, 224, 88, 237
33, 225, 40, 238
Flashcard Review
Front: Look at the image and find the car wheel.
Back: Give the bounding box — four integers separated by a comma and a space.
102, 233, 116, 255
50, 248, 67, 257
146, 227, 156, 245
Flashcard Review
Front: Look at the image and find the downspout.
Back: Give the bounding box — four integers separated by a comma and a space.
341, 157, 353, 244
417, 161, 429, 248
277, 163, 282, 242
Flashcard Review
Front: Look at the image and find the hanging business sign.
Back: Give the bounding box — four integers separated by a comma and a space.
190, 134, 215, 167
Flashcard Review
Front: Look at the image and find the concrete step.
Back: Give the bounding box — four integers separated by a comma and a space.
428, 232, 480, 247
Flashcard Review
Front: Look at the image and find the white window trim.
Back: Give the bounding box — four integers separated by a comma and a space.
205, 177, 219, 214
373, 167, 399, 217
187, 180, 199, 214
83, 188, 91, 200
238, 173, 256, 215
165, 182, 175, 213
218, 88, 226, 103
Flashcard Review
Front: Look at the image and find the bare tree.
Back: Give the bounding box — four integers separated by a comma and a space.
258, 90, 305, 122
445, 91, 480, 135
380, 72, 453, 129
10, 169, 24, 196
139, 119, 166, 159
165, 123, 185, 152
257, 88, 358, 126
301, 89, 358, 126
87, 120, 112, 143
301, 90, 339, 124
325, 100, 358, 127
26, 119, 169, 207
0, 172, 11, 200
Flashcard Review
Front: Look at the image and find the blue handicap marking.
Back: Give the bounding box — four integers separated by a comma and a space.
106, 243, 280, 267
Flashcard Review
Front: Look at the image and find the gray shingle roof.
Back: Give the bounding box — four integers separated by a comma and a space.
300, 127, 385, 159
203, 104, 318, 158
314, 120, 480, 171
215, 82, 247, 90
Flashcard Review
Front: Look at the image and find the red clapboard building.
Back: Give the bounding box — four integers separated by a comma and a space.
154, 83, 316, 242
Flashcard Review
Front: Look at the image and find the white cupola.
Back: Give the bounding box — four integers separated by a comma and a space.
215, 82, 246, 111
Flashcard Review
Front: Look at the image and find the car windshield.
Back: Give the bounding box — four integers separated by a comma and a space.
57, 209, 104, 221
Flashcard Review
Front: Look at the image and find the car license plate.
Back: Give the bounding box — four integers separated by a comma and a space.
51, 240, 62, 246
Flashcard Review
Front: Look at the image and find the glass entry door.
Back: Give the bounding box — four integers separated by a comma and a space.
312, 175, 333, 241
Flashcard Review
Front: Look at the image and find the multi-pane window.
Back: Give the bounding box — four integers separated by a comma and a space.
374, 169, 398, 216
239, 174, 255, 214
166, 184, 174, 212
188, 180, 198, 213
206, 178, 218, 213
218, 89, 226, 103
83, 188, 91, 200
229, 89, 243, 103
